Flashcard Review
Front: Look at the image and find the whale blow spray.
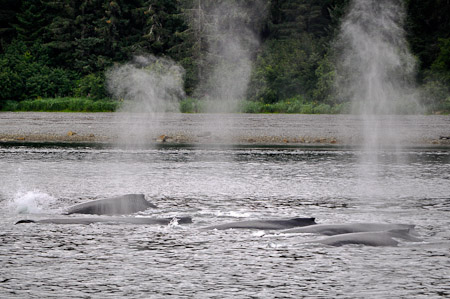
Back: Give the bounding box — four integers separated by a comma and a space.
107, 55, 185, 146
335, 0, 419, 152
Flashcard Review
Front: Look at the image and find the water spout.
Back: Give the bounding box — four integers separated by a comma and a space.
106, 55, 185, 147
335, 0, 419, 154
187, 0, 266, 144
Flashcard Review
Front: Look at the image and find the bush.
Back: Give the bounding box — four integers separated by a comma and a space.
239, 100, 263, 113
74, 73, 107, 100
419, 74, 450, 113
0, 40, 75, 102
313, 103, 332, 114
440, 97, 450, 113
25, 66, 74, 99
248, 38, 322, 104
179, 98, 204, 113
239, 96, 341, 114
0, 63, 24, 101
0, 100, 19, 111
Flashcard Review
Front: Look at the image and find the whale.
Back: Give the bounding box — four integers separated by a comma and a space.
202, 217, 316, 230
311, 229, 423, 247
66, 194, 156, 215
282, 223, 416, 236
15, 216, 192, 225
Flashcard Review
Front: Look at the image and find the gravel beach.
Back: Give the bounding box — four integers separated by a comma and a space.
0, 112, 449, 147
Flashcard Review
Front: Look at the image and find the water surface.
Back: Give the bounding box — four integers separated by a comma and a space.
1, 144, 449, 298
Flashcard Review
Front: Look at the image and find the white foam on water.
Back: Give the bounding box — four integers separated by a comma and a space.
168, 217, 180, 228
7, 190, 57, 214
217, 210, 253, 218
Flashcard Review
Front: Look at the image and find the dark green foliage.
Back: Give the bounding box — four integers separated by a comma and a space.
74, 73, 108, 100
0, 40, 74, 104
265, 0, 333, 40
0, 0, 448, 113
0, 0, 184, 106
26, 67, 73, 98
313, 54, 336, 105
178, 0, 268, 98
179, 97, 204, 113
139, 0, 186, 55
249, 38, 321, 103
430, 38, 450, 84
13, 0, 50, 44
405, 0, 450, 74
405, 0, 450, 112
0, 0, 21, 52
248, 0, 344, 104
240, 96, 344, 114
179, 96, 346, 113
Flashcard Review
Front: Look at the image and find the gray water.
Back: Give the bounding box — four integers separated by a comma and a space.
1, 143, 449, 298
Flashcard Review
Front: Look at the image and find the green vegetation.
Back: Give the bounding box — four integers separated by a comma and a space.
0, 97, 119, 112
0, 0, 449, 113
180, 96, 348, 114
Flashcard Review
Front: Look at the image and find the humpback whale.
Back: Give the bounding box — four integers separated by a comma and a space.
66, 194, 156, 215
282, 223, 416, 235
312, 229, 423, 247
203, 217, 316, 230
16, 216, 192, 225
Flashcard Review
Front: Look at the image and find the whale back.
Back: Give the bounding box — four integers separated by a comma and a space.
15, 216, 192, 225
283, 223, 416, 235
317, 231, 400, 247
283, 217, 317, 228
203, 217, 316, 230
66, 194, 156, 215
315, 229, 422, 247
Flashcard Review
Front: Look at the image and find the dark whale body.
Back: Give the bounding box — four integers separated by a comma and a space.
203, 217, 316, 230
16, 216, 192, 225
66, 194, 156, 215
313, 229, 423, 247
282, 223, 416, 235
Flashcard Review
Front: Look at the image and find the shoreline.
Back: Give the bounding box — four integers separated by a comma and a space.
0, 112, 449, 147
1, 134, 449, 148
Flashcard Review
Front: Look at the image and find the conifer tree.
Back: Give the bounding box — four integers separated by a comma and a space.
13, 0, 50, 44
0, 0, 21, 52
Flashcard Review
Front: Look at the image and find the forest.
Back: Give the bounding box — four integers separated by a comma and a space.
0, 0, 449, 113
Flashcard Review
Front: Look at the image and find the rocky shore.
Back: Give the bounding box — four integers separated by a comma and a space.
0, 112, 449, 147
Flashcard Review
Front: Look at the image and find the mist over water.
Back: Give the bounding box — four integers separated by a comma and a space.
188, 0, 266, 143
201, 1, 263, 113
106, 55, 185, 146
335, 0, 420, 154
334, 0, 422, 191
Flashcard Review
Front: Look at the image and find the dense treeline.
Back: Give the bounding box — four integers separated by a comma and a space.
0, 0, 449, 112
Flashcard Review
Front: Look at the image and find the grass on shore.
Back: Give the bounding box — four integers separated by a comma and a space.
8, 96, 445, 114
180, 97, 348, 114
1, 97, 348, 113
1, 97, 120, 112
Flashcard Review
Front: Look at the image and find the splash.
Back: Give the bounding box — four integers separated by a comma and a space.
7, 190, 56, 214
168, 217, 180, 228
335, 0, 420, 153
106, 55, 185, 146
